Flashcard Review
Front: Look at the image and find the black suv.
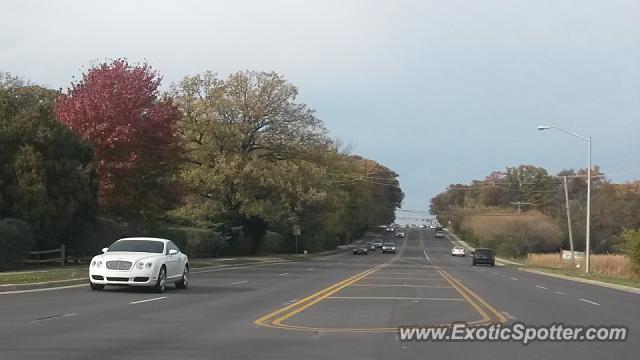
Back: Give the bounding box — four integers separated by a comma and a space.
472, 248, 495, 267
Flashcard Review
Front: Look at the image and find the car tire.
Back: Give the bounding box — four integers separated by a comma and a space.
89, 282, 104, 291
153, 266, 167, 293
491, 262, 496, 267
175, 265, 189, 289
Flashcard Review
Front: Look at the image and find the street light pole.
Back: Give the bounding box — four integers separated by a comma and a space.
537, 125, 591, 273
586, 136, 591, 273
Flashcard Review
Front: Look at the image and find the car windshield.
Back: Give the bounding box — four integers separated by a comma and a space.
108, 240, 164, 253
383, 243, 395, 246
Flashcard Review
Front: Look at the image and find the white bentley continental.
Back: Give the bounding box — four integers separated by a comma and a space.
89, 237, 189, 293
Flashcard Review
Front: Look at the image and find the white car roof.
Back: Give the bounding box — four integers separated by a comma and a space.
117, 237, 170, 243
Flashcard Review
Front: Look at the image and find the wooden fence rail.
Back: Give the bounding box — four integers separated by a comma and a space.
23, 245, 66, 267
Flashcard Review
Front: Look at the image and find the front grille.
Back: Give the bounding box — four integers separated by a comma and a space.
106, 277, 129, 282
133, 277, 149, 282
106, 260, 132, 270
92, 275, 104, 280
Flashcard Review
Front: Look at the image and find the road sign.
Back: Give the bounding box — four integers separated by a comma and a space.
293, 224, 301, 236
561, 250, 585, 260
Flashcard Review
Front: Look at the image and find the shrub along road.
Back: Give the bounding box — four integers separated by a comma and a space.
0, 229, 637, 359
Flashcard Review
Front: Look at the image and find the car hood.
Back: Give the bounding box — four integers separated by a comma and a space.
93, 252, 162, 263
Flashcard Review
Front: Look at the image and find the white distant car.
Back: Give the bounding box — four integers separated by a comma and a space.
429, 224, 436, 229
451, 246, 466, 257
395, 232, 405, 238
89, 237, 189, 293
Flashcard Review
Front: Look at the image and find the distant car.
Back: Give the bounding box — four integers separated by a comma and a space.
385, 226, 395, 232
451, 246, 466, 256
434, 226, 444, 238
372, 240, 383, 249
395, 232, 405, 238
472, 248, 495, 266
89, 237, 189, 293
381, 242, 397, 254
429, 224, 436, 229
368, 242, 376, 251
419, 224, 427, 228
353, 246, 368, 255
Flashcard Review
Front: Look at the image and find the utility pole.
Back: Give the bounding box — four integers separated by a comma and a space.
563, 176, 575, 260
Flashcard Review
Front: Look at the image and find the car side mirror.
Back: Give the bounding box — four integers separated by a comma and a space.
102, 247, 109, 253
168, 249, 178, 256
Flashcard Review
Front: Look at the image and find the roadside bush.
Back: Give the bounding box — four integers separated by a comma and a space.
256, 231, 284, 254
227, 227, 252, 256
619, 229, 640, 274
462, 210, 562, 257
0, 218, 35, 271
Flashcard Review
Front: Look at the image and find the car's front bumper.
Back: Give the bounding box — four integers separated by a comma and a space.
89, 267, 157, 286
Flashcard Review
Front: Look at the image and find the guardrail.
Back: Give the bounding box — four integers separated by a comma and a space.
23, 245, 65, 267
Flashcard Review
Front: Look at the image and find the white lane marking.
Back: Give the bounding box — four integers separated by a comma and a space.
502, 311, 517, 320
326, 296, 465, 301
191, 261, 291, 274
555, 291, 567, 295
129, 296, 166, 305
306, 268, 315, 271
0, 283, 86, 295
230, 280, 248, 285
492, 272, 499, 275
536, 285, 548, 290
580, 298, 600, 306
509, 277, 518, 281
29, 313, 78, 323
279, 273, 289, 276
423, 249, 431, 263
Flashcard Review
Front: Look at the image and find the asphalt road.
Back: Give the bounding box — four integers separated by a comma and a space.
0, 229, 638, 359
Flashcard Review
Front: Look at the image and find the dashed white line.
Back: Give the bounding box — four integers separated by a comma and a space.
554, 291, 567, 295
230, 280, 248, 285
278, 272, 289, 276
580, 298, 600, 306
509, 277, 518, 281
423, 249, 432, 263
306, 268, 315, 271
129, 296, 167, 305
536, 285, 548, 290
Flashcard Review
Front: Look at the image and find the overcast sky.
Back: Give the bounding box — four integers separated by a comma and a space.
2, 0, 639, 216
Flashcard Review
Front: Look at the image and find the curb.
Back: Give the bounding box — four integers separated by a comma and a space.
519, 267, 640, 295
0, 277, 88, 292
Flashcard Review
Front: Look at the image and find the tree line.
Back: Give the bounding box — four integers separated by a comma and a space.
0, 61, 403, 269
430, 164, 640, 265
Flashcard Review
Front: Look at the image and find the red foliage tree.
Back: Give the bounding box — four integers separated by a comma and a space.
54, 59, 182, 216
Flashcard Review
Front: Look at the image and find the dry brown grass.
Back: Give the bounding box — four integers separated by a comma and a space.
526, 253, 638, 279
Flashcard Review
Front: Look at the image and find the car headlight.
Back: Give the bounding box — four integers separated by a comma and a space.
145, 262, 152, 269
96, 261, 102, 268
136, 262, 145, 269
91, 260, 96, 267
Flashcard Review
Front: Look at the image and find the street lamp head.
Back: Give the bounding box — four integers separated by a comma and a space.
537, 125, 552, 131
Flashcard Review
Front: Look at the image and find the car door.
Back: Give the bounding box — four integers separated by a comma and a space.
165, 241, 182, 279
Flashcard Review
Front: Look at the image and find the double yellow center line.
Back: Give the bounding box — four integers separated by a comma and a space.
255, 258, 506, 332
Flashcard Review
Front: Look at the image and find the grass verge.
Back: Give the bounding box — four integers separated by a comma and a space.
526, 267, 640, 289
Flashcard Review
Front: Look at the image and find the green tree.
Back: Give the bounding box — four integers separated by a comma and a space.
0, 79, 98, 250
